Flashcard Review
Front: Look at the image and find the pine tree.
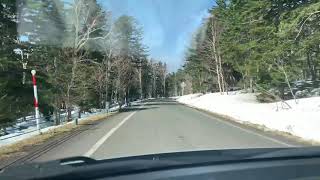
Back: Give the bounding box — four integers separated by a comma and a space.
0, 0, 35, 128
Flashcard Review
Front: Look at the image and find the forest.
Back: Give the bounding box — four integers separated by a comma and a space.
0, 0, 168, 126
1, 0, 320, 128
167, 0, 320, 103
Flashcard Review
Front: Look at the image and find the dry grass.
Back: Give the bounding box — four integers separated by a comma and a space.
79, 112, 114, 124
0, 112, 116, 159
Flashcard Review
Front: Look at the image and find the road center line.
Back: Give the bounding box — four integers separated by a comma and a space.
84, 111, 137, 157
195, 109, 294, 147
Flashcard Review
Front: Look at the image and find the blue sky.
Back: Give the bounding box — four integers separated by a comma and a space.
99, 0, 215, 71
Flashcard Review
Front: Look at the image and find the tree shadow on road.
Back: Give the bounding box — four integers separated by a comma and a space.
119, 107, 159, 112
137, 98, 179, 106
142, 102, 178, 106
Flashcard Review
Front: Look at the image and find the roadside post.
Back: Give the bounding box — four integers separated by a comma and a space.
180, 82, 186, 96
31, 70, 41, 134
75, 117, 78, 125
106, 101, 110, 113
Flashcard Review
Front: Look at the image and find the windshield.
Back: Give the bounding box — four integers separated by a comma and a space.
0, 0, 320, 168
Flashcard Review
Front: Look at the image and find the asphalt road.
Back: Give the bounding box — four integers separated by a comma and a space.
33, 99, 304, 162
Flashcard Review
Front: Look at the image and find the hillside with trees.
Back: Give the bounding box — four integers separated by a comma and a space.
0, 0, 168, 128
2, 0, 320, 131
167, 0, 320, 102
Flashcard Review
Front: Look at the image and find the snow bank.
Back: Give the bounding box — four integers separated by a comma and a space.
0, 110, 109, 147
0, 100, 144, 147
0, 122, 69, 147
177, 92, 320, 142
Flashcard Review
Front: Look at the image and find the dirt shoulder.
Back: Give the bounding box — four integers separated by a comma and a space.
0, 112, 116, 169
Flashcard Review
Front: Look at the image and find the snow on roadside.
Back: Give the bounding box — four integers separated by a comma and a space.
177, 92, 320, 142
0, 110, 107, 147
0, 122, 68, 147
0, 100, 143, 147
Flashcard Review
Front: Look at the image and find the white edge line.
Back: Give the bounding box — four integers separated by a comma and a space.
195, 108, 294, 147
84, 111, 137, 157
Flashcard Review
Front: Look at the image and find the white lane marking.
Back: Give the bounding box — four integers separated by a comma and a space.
84, 111, 137, 157
195, 110, 294, 147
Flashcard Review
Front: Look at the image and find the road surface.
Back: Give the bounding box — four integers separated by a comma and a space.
33, 99, 303, 162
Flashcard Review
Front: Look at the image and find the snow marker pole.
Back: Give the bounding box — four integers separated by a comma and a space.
31, 70, 41, 134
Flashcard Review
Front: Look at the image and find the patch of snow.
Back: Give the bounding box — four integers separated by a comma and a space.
177, 92, 320, 142
169, 96, 180, 100
0, 108, 116, 147
0, 100, 145, 147
109, 105, 120, 112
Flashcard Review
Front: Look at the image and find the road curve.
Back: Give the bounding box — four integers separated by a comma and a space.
33, 99, 304, 162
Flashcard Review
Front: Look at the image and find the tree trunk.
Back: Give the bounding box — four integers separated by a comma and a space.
127, 88, 130, 106
53, 57, 60, 126
218, 54, 225, 93
181, 86, 184, 96
139, 67, 143, 99
148, 85, 152, 98
198, 71, 202, 93
67, 108, 72, 121
78, 109, 81, 118
249, 77, 254, 93
57, 110, 61, 125
105, 59, 110, 109
153, 73, 156, 98
54, 101, 60, 126
244, 71, 248, 92
53, 108, 59, 126
66, 57, 77, 121
111, 89, 114, 104
163, 76, 166, 97
215, 68, 222, 93
99, 90, 103, 109
279, 63, 297, 104
210, 18, 222, 94
174, 83, 177, 97
279, 86, 285, 99
306, 51, 316, 80
114, 87, 118, 103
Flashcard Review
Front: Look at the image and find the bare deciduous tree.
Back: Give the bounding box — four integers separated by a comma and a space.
206, 15, 226, 94
64, 0, 110, 119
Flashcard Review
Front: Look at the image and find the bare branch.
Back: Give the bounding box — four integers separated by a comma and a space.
79, 59, 102, 66
295, 11, 320, 40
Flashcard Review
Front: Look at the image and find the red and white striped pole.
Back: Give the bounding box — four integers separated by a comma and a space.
31, 70, 41, 133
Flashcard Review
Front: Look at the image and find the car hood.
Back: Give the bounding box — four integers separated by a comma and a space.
2, 147, 320, 179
